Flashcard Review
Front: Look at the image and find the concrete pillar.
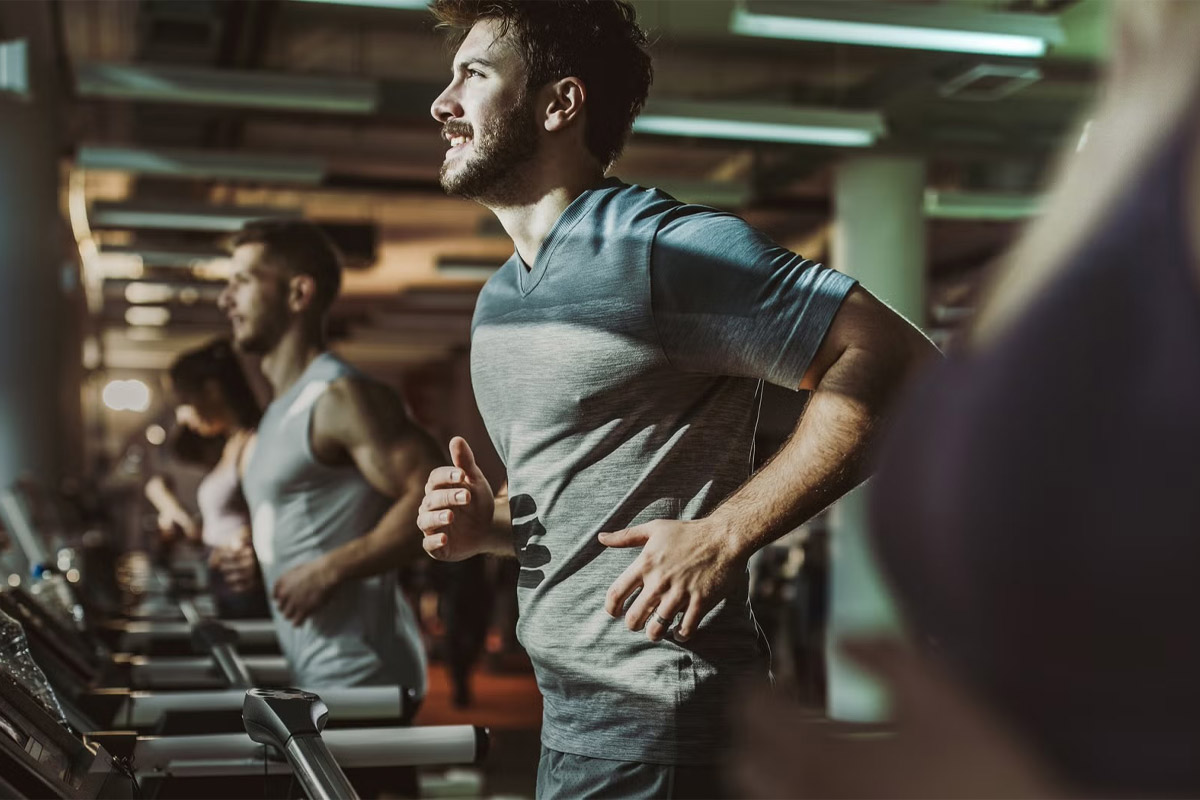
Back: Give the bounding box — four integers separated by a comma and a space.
827, 155, 926, 721
0, 4, 66, 491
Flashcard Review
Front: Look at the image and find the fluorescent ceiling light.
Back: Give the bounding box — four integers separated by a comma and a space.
125, 307, 172, 327
76, 62, 377, 114
125, 283, 175, 305
102, 244, 228, 270
636, 116, 874, 146
735, 13, 1045, 56
94, 250, 144, 279
290, 0, 428, 7
90, 202, 302, 232
924, 190, 1042, 221
633, 100, 883, 147
102, 379, 152, 411
78, 145, 325, 185
731, 1, 1062, 58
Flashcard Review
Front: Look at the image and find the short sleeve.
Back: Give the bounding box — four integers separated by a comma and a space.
650, 207, 857, 389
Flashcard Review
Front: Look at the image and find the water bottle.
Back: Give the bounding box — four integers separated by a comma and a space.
0, 607, 68, 725
29, 564, 85, 631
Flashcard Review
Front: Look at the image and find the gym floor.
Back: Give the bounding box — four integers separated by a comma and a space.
415, 663, 542, 799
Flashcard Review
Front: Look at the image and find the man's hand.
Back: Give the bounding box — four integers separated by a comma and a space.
272, 556, 338, 626
600, 518, 746, 643
419, 437, 498, 561
209, 528, 258, 593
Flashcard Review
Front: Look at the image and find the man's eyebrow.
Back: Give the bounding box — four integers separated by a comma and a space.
456, 57, 496, 71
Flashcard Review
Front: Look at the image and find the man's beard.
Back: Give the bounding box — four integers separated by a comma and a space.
230, 306, 285, 356
440, 91, 539, 205
232, 328, 272, 355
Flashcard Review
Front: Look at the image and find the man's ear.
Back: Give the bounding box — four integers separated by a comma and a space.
543, 77, 586, 132
287, 274, 317, 313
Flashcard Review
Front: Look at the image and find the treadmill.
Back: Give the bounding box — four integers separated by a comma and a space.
0, 660, 486, 799
2, 587, 416, 735
0, 670, 135, 799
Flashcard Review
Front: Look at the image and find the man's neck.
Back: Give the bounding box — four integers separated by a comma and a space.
489, 158, 606, 267
260, 327, 326, 397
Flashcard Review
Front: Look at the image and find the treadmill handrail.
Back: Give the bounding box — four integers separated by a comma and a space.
130, 724, 485, 771
209, 643, 255, 689
102, 685, 407, 728
286, 734, 360, 800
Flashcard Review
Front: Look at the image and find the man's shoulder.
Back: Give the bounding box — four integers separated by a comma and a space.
312, 377, 423, 467
592, 179, 689, 225
319, 372, 396, 416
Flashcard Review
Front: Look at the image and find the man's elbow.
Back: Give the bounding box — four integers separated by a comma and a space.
873, 318, 941, 414
899, 320, 942, 379
831, 317, 938, 417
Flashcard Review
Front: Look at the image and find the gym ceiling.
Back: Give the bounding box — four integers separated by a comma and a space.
53, 0, 1107, 372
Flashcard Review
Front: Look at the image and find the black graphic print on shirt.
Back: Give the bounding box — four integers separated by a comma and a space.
510, 494, 549, 589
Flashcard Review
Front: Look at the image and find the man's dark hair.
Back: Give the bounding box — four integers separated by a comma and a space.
231, 219, 343, 314
431, 0, 653, 170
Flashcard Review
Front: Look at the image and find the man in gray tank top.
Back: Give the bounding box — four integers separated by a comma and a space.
215, 219, 438, 694
417, 2, 939, 797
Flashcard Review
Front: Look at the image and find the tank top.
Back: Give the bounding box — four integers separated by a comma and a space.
241, 352, 426, 693
195, 435, 250, 549
869, 109, 1200, 792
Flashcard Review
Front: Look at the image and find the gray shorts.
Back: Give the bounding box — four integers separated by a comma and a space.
536, 746, 729, 800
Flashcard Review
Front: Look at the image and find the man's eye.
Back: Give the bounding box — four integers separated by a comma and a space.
468, 69, 483, 78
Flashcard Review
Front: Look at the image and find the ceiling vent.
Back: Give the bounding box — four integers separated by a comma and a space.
939, 63, 1041, 102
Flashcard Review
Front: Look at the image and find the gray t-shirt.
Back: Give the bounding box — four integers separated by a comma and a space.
470, 179, 856, 764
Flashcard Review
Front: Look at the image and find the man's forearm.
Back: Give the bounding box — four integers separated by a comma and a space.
708, 336, 934, 558
325, 492, 424, 584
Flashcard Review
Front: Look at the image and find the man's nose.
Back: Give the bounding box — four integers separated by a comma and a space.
431, 83, 462, 124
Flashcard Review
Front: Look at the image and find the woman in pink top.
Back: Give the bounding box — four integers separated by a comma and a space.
168, 339, 268, 619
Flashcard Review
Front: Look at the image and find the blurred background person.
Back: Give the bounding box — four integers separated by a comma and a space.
148, 338, 269, 619
219, 219, 437, 694
142, 427, 216, 545
735, 0, 1200, 796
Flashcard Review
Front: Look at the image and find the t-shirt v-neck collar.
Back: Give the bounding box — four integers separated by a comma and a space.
517, 177, 624, 297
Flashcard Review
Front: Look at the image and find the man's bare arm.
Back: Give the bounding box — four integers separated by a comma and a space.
712, 286, 938, 549
602, 286, 939, 641
272, 376, 441, 623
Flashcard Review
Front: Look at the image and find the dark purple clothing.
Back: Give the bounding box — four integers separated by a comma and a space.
870, 113, 1200, 794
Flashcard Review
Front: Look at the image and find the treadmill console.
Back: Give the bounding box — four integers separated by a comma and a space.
0, 672, 131, 798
